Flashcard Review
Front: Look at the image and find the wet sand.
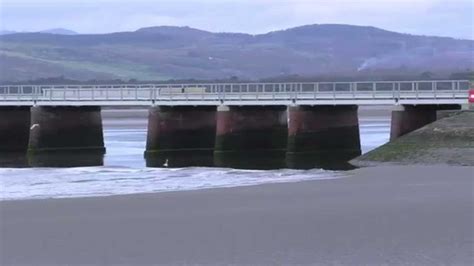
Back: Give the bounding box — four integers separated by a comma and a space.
1, 165, 473, 265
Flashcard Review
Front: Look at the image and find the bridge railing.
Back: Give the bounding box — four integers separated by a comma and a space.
0, 80, 470, 103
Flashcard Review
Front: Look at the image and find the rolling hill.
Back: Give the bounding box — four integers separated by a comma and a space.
0, 24, 472, 82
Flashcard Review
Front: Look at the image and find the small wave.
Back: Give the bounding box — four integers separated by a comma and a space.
30, 182, 51, 186
0, 166, 346, 201
70, 179, 101, 183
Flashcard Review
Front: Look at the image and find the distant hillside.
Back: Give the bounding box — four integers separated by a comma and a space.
0, 24, 472, 82
0, 28, 78, 36
39, 28, 78, 35
0, 30, 17, 35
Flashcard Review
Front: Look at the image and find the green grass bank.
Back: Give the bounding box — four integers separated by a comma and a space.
352, 110, 474, 166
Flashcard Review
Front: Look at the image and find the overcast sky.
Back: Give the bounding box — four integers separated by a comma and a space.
0, 0, 472, 39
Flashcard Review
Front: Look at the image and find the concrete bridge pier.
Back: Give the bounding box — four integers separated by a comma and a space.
0, 107, 31, 167
145, 106, 216, 167
286, 105, 361, 161
214, 106, 287, 169
390, 104, 461, 140
28, 106, 105, 167
214, 105, 287, 168
0, 106, 31, 153
214, 105, 288, 153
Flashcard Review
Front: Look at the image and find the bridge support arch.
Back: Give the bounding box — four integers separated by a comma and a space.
28, 106, 105, 167
287, 105, 361, 161
145, 106, 216, 167
390, 104, 461, 140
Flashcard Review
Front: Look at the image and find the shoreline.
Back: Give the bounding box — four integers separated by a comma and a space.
0, 167, 346, 202
1, 164, 471, 203
1, 165, 473, 265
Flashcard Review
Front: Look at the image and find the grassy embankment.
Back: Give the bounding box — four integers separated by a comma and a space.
352, 111, 474, 166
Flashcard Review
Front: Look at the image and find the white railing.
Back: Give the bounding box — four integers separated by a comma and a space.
0, 80, 470, 106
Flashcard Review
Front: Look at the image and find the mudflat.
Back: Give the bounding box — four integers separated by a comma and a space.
1, 165, 473, 265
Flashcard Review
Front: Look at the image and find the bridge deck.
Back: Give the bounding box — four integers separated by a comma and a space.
0, 80, 470, 106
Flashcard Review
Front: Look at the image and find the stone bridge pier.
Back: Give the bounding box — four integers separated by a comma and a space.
287, 105, 361, 163
28, 106, 105, 167
0, 107, 31, 166
0, 106, 31, 153
214, 105, 288, 168
390, 104, 461, 140
145, 106, 216, 167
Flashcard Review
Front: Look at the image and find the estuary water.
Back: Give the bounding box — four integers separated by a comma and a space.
0, 108, 391, 200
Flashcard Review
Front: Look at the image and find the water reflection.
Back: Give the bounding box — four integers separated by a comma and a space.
286, 151, 360, 170
0, 152, 29, 168
1, 150, 360, 170
214, 150, 287, 170
1, 149, 360, 170
145, 150, 214, 168
146, 150, 360, 170
28, 151, 104, 168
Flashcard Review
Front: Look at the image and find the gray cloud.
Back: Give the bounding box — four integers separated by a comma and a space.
1, 0, 472, 39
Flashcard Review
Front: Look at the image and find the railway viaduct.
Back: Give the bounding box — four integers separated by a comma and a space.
0, 80, 471, 166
